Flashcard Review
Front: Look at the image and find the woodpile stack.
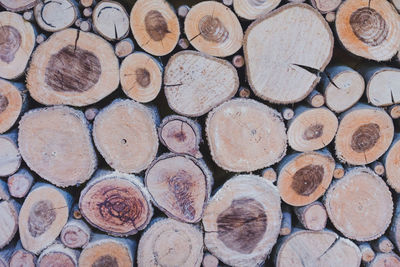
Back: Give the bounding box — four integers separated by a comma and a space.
0, 0, 400, 266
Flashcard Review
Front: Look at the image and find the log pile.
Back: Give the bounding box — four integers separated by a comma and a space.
0, 0, 400, 266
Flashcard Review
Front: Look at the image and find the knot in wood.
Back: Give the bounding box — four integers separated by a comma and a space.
0, 25, 21, 64
145, 10, 169, 41
198, 15, 229, 43
28, 200, 56, 237
168, 171, 195, 220
135, 68, 151, 87
0, 94, 9, 114
92, 255, 119, 267
351, 123, 380, 152
303, 124, 324, 140
291, 164, 324, 196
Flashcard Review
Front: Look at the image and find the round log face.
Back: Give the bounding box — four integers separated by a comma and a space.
385, 137, 400, 192
367, 68, 400, 106
233, 0, 281, 20
0, 0, 38, 11
369, 253, 400, 267
0, 136, 21, 177
38, 252, 75, 267
34, 0, 78, 32
10, 250, 36, 267
0, 201, 19, 249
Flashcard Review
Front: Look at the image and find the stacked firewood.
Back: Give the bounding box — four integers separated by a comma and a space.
0, 0, 400, 266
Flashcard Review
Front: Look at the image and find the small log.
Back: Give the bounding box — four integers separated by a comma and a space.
306, 90, 325, 107
84, 107, 99, 121
322, 65, 365, 113
7, 168, 34, 198
83, 7, 92, 17
37, 242, 79, 267
0, 80, 27, 134
0, 200, 20, 249
178, 38, 190, 49
79, 19, 92, 32
325, 11, 336, 23
238, 87, 251, 98
79, 170, 153, 236
177, 5, 190, 18
244, 4, 333, 104
359, 243, 375, 263
232, 54, 245, 68
22, 10, 34, 22
92, 0, 129, 41
333, 163, 345, 179
280, 107, 294, 120
164, 51, 239, 117
18, 106, 97, 187
372, 236, 394, 253
72, 204, 82, 220
80, 0, 94, 7
137, 218, 203, 267
79, 234, 136, 267
0, 130, 21, 177
115, 38, 134, 58
130, 0, 180, 56
19, 183, 73, 254
233, 0, 281, 20
185, 1, 243, 57
145, 154, 212, 223
366, 252, 400, 267
60, 219, 91, 249
9, 241, 37, 267
388, 105, 400, 119
335, 104, 394, 165
93, 99, 158, 173
324, 167, 393, 241
277, 151, 335, 206
335, 0, 400, 61
0, 0, 38, 11
0, 12, 36, 80
203, 175, 281, 266
158, 115, 202, 158
275, 229, 361, 266
310, 0, 341, 13
371, 161, 385, 176
202, 253, 218, 267
0, 241, 16, 267
74, 18, 83, 27
389, 198, 400, 251
120, 52, 162, 103
35, 34, 47, 44
287, 107, 338, 152
27, 28, 119, 106
294, 201, 327, 231
34, 0, 79, 32
0, 180, 10, 201
280, 206, 292, 236
206, 98, 287, 172
261, 167, 277, 183
222, 0, 233, 5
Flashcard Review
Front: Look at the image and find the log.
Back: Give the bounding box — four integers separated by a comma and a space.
389, 105, 400, 119
206, 98, 287, 172
232, 54, 245, 68
19, 183, 72, 254
60, 219, 91, 249
325, 11, 336, 23
306, 90, 325, 107
177, 5, 190, 18
274, 229, 361, 267
78, 234, 136, 267
277, 151, 335, 206
0, 0, 38, 12
84, 107, 99, 121
80, 0, 94, 7
34, 0, 79, 32
79, 170, 153, 236
0, 131, 21, 178
18, 106, 97, 187
0, 12, 36, 80
158, 115, 202, 158
72, 205, 82, 220
0, 180, 10, 201
130, 0, 180, 56
202, 253, 218, 267
0, 200, 20, 249
392, 0, 400, 11
287, 107, 338, 152
83, 7, 92, 17
389, 198, 400, 251
202, 174, 281, 266
333, 163, 345, 179
310, 0, 341, 13
92, 99, 158, 173
80, 19, 92, 32
7, 168, 34, 198
26, 28, 119, 106
120, 52, 162, 103
294, 201, 327, 231
178, 38, 190, 49
0, 241, 16, 267
92, 0, 129, 41
184, 1, 243, 57
335, 104, 394, 165
324, 167, 393, 241
372, 236, 394, 253
280, 107, 294, 120
371, 161, 385, 176
35, 34, 47, 44
145, 154, 212, 223
335, 0, 400, 61
359, 243, 375, 263
115, 38, 134, 58
164, 51, 239, 117
37, 242, 79, 267
22, 10, 34, 22
233, 0, 281, 20
366, 252, 400, 267
244, 3, 333, 104
0, 80, 27, 134
222, 0, 233, 5
9, 241, 37, 267
261, 167, 277, 183
280, 206, 292, 236
137, 218, 203, 267
238, 87, 251, 98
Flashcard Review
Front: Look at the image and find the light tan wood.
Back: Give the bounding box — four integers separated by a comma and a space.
60, 219, 91, 248
311, 0, 341, 13
233, 0, 281, 20
0, 12, 36, 80
138, 218, 203, 267
372, 236, 394, 253
35, 34, 47, 44
130, 0, 180, 56
0, 80, 26, 134
287, 107, 338, 152
306, 90, 325, 107
93, 99, 158, 173
261, 167, 277, 182
7, 168, 34, 198
280, 206, 292, 236
0, 200, 19, 249
278, 151, 335, 206
325, 11, 336, 23
80, 19, 92, 32
366, 252, 400, 267
185, 1, 243, 57
27, 28, 119, 107
203, 175, 281, 267
333, 163, 345, 179
294, 201, 327, 231
202, 253, 218, 267
223, 0, 233, 5
238, 87, 251, 98
9, 241, 37, 267
280, 107, 294, 120
83, 7, 92, 17
371, 161, 385, 175
359, 243, 375, 263
23, 10, 34, 21
120, 52, 162, 103
34, 0, 79, 32
389, 105, 400, 119
0, 0, 38, 11
206, 98, 287, 172
389, 199, 400, 252
177, 5, 190, 18
335, 0, 400, 61
275, 229, 361, 267
38, 242, 79, 267
80, 0, 94, 7
324, 167, 393, 241
84, 107, 99, 121
335, 104, 394, 165
19, 183, 72, 254
92, 0, 129, 41
178, 38, 190, 49
244, 3, 333, 104
232, 55, 245, 68
79, 171, 153, 236
19, 106, 97, 187
115, 38, 134, 58
164, 51, 239, 117
0, 131, 21, 178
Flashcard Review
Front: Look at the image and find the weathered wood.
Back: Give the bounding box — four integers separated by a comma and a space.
93, 99, 158, 173
0, 80, 27, 134
37, 242, 79, 267
19, 106, 97, 187
392, 0, 400, 11
72, 204, 82, 220
0, 200, 20, 249
294, 201, 327, 231
325, 11, 336, 23
202, 253, 218, 267
60, 219, 91, 248
203, 175, 281, 267
0, 130, 21, 178
306, 90, 325, 107
324, 167, 393, 241
137, 218, 203, 267
359, 243, 375, 263
22, 10, 34, 22
7, 168, 34, 198
311, 0, 341, 13
372, 236, 394, 253
115, 38, 134, 58
233, 0, 281, 20
178, 38, 190, 49
244, 3, 333, 104
206, 98, 287, 172
35, 34, 47, 44
34, 0, 79, 32
0, 0, 38, 12
366, 252, 400, 267
9, 241, 37, 267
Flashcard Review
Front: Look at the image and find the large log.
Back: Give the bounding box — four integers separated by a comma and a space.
202, 174, 281, 267
34, 0, 79, 32
0, 0, 38, 11
383, 134, 400, 192
366, 252, 400, 267
0, 80, 27, 134
233, 0, 281, 20
7, 168, 34, 198
0, 200, 20, 249
37, 242, 79, 267
18, 106, 97, 187
0, 131, 21, 178
244, 3, 333, 104
389, 198, 400, 251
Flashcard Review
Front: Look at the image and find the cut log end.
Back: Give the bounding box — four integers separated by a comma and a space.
0, 133, 21, 178
0, 0, 38, 12
367, 253, 400, 267
115, 38, 134, 58
233, 0, 281, 20
34, 0, 78, 32
359, 243, 375, 263
307, 90, 325, 108
0, 200, 19, 249
294, 201, 327, 231
202, 253, 218, 267
60, 219, 91, 248
262, 167, 277, 183
0, 78, 24, 133
7, 168, 34, 198
10, 248, 36, 267
37, 243, 78, 267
